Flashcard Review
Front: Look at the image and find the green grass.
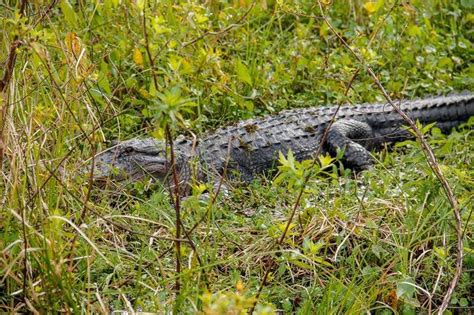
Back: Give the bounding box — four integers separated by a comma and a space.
1, 0, 473, 313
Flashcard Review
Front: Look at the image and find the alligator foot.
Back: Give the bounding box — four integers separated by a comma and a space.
326, 119, 375, 170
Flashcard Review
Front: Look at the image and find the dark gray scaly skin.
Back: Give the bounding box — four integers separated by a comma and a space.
92, 93, 474, 189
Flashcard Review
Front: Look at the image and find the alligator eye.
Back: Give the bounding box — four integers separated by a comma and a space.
123, 146, 134, 154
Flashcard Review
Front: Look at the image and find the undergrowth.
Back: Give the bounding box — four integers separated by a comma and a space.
1, 0, 473, 313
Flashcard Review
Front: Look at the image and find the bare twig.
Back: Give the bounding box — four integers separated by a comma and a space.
19, 0, 27, 16
0, 39, 22, 93
0, 40, 22, 89
0, 40, 22, 166
165, 126, 182, 294
315, 2, 462, 313
32, 0, 58, 28
163, 126, 212, 292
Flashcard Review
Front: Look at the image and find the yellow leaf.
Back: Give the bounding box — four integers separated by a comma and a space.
138, 88, 150, 99
181, 59, 193, 74
467, 13, 474, 23
236, 280, 244, 293
135, 0, 144, 11
168, 55, 181, 72
278, 222, 296, 233
319, 23, 329, 38
407, 24, 421, 37
168, 40, 178, 49
153, 24, 171, 35
192, 183, 208, 194
151, 127, 165, 139
434, 246, 447, 259
318, 154, 333, 167
235, 59, 252, 85
195, 13, 208, 24
133, 48, 143, 67
65, 32, 81, 56
364, 1, 378, 14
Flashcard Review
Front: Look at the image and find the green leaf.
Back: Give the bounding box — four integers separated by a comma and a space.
407, 24, 421, 37
60, 0, 78, 28
371, 244, 388, 259
97, 61, 111, 95
290, 259, 313, 270
434, 246, 447, 260
152, 86, 196, 128
437, 57, 453, 70
277, 222, 296, 234
312, 256, 332, 267
318, 154, 334, 168
303, 238, 324, 255
278, 150, 295, 170
461, 0, 474, 8
396, 277, 416, 298
235, 59, 252, 85
244, 101, 254, 112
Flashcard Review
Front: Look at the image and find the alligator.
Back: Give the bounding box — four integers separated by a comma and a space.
92, 93, 474, 192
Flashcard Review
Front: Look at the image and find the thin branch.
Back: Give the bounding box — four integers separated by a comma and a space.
0, 40, 22, 166
315, 2, 462, 314
165, 126, 182, 294
19, 0, 28, 16
0, 40, 22, 92
32, 0, 58, 28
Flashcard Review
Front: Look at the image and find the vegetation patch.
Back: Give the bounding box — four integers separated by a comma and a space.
1, 0, 473, 313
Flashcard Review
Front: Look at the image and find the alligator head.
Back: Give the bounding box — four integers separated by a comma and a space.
91, 137, 197, 188
92, 138, 172, 185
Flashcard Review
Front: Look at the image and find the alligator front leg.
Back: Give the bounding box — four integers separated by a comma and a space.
326, 119, 375, 170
